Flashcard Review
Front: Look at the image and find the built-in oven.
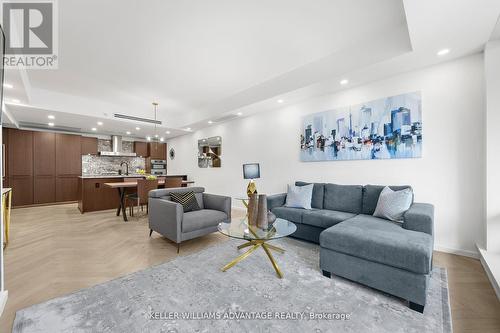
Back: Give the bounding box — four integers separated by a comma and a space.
150, 159, 167, 175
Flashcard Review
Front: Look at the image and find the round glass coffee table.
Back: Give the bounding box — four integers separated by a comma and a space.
234, 196, 250, 208
218, 217, 297, 278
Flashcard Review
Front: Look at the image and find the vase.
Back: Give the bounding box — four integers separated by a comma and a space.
247, 194, 258, 226
267, 211, 277, 224
257, 194, 268, 229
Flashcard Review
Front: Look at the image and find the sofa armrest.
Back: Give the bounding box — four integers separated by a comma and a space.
267, 193, 287, 210
203, 193, 231, 220
148, 198, 183, 243
403, 203, 434, 236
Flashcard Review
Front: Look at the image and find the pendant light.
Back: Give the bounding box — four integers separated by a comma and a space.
152, 102, 158, 151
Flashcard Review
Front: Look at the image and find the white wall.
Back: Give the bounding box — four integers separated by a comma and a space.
480, 39, 500, 300
485, 40, 500, 253
168, 53, 486, 256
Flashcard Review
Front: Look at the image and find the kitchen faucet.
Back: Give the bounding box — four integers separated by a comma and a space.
120, 161, 130, 175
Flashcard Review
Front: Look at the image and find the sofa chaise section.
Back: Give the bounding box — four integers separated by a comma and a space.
319, 212, 434, 312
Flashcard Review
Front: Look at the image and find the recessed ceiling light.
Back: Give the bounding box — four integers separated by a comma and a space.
91, 127, 97, 131
146, 136, 151, 141
97, 121, 103, 126
154, 134, 159, 138
160, 137, 164, 142
277, 99, 284, 103
340, 79, 349, 85
437, 49, 450, 56
186, 127, 191, 131
136, 127, 140, 131
237, 112, 243, 116
48, 122, 54, 127
208, 120, 213, 124
165, 131, 171, 134
11, 99, 20, 103
3, 83, 13, 89
126, 131, 131, 135
48, 115, 55, 119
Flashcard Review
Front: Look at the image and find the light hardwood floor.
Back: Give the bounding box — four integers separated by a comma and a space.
1, 203, 499, 332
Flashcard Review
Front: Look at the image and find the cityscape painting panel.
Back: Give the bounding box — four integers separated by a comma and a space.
300, 92, 422, 162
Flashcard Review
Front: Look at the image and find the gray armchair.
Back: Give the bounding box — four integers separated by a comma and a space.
148, 187, 231, 253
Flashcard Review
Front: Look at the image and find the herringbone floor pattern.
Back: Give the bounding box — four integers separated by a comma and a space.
0, 203, 499, 332
0, 203, 239, 332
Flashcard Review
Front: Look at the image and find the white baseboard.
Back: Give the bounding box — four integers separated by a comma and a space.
0, 290, 8, 317
434, 245, 479, 259
477, 246, 500, 301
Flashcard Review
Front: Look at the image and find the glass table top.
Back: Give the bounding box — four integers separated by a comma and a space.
218, 217, 297, 241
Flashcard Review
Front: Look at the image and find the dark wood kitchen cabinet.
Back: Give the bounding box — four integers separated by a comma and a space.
7, 128, 33, 177
81, 136, 98, 155
6, 128, 34, 206
148, 142, 166, 159
55, 133, 81, 202
134, 141, 148, 157
8, 176, 34, 206
56, 133, 81, 175
33, 131, 56, 204
78, 177, 122, 213
3, 128, 84, 207
56, 176, 80, 202
34, 176, 56, 204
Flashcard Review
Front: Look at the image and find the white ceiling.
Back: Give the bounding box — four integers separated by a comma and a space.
3, 0, 500, 139
4, 104, 187, 140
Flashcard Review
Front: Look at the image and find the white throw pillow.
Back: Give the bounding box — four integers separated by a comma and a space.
285, 184, 314, 210
373, 186, 413, 222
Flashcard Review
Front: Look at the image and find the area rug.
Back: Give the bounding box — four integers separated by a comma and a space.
13, 238, 452, 333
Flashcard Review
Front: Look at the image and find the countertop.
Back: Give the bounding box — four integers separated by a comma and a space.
79, 174, 188, 179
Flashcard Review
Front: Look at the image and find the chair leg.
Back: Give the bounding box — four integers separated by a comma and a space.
149, 229, 153, 237
177, 243, 180, 254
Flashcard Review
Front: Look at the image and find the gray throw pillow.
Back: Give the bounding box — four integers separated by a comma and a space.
373, 186, 413, 222
285, 184, 313, 210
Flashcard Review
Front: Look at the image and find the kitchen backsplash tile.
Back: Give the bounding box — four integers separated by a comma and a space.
82, 155, 145, 176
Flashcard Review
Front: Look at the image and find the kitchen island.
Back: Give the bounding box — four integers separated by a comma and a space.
77, 174, 189, 213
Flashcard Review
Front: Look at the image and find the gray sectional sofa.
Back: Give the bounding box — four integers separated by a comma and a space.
267, 181, 434, 313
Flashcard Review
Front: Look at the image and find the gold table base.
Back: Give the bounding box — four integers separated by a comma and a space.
221, 240, 285, 278
2, 188, 12, 249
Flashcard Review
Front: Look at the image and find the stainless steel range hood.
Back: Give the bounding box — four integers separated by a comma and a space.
99, 135, 137, 157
